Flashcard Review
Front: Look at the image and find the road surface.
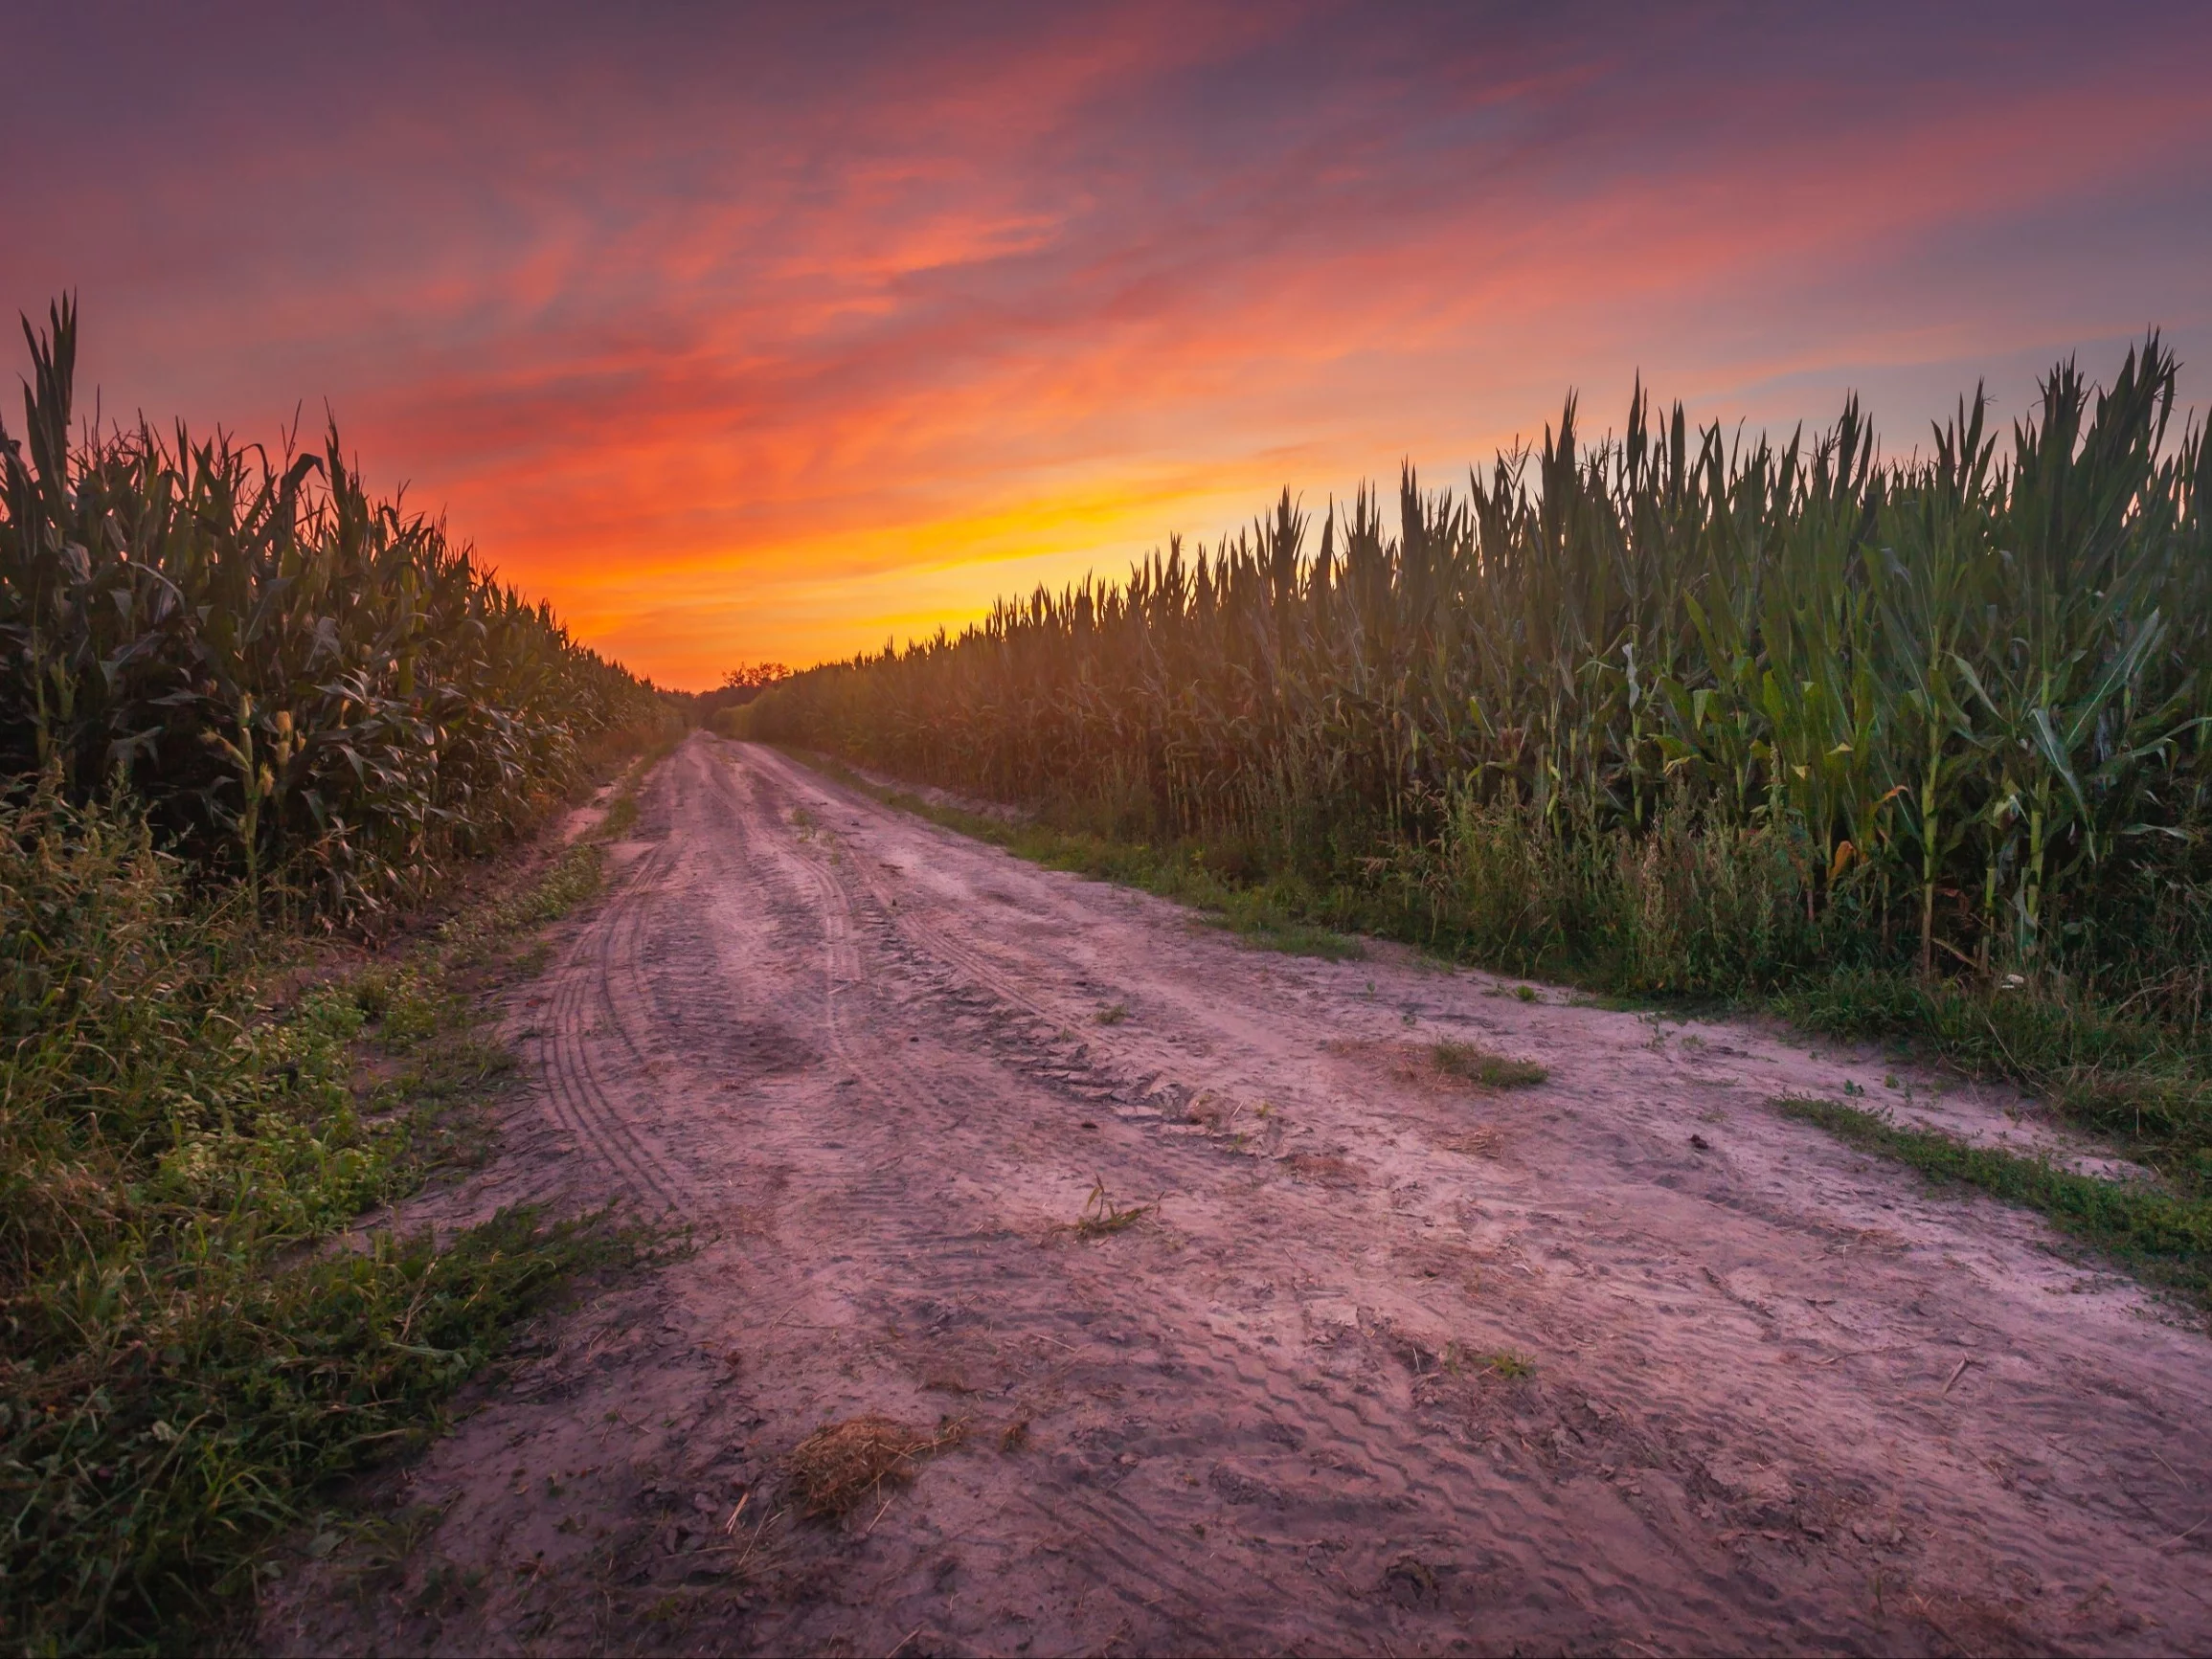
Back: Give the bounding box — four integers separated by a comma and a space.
268, 734, 2212, 1656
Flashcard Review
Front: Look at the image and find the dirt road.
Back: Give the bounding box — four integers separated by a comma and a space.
269, 734, 2212, 1656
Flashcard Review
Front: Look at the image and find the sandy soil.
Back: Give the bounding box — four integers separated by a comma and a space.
263, 734, 2212, 1657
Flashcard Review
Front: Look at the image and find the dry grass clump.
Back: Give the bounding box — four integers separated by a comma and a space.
1188, 1101, 1242, 1134
787, 1415, 965, 1518
1433, 1040, 1547, 1088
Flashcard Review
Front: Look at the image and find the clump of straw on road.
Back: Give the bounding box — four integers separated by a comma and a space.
787, 1416, 964, 1517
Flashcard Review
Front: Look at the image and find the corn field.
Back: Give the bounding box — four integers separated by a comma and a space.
743, 339, 2212, 1006
0, 301, 662, 922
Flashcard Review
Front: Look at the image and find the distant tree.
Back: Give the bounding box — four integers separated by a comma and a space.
721, 661, 792, 691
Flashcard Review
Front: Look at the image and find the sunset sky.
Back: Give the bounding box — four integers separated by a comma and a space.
7, 2, 2210, 689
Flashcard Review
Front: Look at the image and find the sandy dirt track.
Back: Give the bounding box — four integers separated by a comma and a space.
266, 734, 2212, 1656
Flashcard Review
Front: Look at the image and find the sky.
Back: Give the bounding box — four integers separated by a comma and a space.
6, 2, 2210, 689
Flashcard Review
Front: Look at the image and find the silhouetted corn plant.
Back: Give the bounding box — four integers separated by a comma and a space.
0, 300, 662, 923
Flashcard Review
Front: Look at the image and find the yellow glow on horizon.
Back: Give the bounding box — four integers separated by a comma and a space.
561, 454, 1338, 689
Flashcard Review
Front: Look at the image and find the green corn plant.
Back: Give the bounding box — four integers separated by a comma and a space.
738, 335, 2210, 1004
0, 298, 666, 922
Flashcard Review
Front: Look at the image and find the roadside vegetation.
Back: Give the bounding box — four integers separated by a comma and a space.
0, 301, 675, 1651
734, 340, 2211, 1294
1775, 1096, 2212, 1310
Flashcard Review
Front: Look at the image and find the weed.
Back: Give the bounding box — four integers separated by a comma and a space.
1060, 1177, 1158, 1238
1515, 985, 1540, 1003
1095, 1001, 1129, 1025
1447, 1347, 1532, 1379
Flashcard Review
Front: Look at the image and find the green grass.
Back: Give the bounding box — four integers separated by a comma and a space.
1774, 971, 2212, 1184
1444, 1346, 1532, 1379
0, 783, 646, 1653
1433, 1040, 1547, 1088
595, 727, 680, 841
1774, 1095, 2212, 1312
1061, 1177, 1156, 1239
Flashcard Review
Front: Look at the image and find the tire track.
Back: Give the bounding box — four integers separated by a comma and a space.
717, 745, 1690, 1648
737, 745, 1214, 1128
534, 836, 691, 1209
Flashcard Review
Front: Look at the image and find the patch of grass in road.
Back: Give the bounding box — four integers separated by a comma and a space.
1774, 1094, 2212, 1313
1433, 1040, 1547, 1089
1444, 1345, 1532, 1379
1053, 1177, 1157, 1241
348, 839, 606, 1172
596, 729, 682, 841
